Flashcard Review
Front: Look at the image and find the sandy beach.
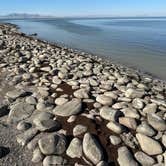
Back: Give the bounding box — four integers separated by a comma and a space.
0, 23, 166, 166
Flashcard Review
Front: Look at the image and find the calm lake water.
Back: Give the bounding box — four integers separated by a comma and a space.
1, 18, 166, 80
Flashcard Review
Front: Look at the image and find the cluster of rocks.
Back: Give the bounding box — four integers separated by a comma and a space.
0, 23, 166, 166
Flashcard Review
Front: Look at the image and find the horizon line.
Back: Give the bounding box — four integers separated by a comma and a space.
0, 13, 166, 18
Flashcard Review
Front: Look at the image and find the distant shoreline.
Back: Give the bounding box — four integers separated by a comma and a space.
0, 22, 165, 83
1, 15, 166, 20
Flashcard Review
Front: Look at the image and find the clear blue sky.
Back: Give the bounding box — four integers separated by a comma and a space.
0, 0, 166, 17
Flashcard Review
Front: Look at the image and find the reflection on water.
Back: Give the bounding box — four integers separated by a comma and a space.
0, 17, 166, 80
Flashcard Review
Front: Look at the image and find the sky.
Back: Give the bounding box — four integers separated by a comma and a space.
0, 0, 166, 17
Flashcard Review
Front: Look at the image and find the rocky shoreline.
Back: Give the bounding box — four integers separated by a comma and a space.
0, 23, 166, 166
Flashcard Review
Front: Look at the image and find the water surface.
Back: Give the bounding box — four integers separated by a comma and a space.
1, 17, 166, 80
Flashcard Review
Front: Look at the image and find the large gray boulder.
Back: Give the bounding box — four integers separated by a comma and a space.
8, 102, 35, 124
53, 98, 82, 117
66, 138, 82, 158
83, 133, 104, 165
134, 151, 155, 166
100, 106, 121, 121
117, 146, 138, 166
6, 89, 27, 100
73, 88, 89, 99
147, 113, 166, 131
136, 122, 156, 137
96, 95, 113, 105
38, 134, 67, 155
35, 119, 61, 132
125, 88, 144, 98
136, 133, 163, 155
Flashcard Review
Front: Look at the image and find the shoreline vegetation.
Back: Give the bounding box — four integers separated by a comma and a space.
0, 23, 166, 165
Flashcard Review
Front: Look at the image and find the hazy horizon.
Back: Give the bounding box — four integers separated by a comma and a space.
1, 13, 166, 19
0, 0, 166, 17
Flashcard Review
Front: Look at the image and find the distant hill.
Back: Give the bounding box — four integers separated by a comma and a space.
0, 13, 54, 19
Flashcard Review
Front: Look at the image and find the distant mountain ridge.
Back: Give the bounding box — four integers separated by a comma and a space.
0, 13, 54, 19
0, 13, 166, 19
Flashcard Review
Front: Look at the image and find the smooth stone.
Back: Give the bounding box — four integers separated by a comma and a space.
52, 76, 62, 85
107, 121, 124, 134
150, 98, 166, 107
120, 107, 140, 119
112, 102, 127, 109
100, 84, 112, 91
8, 102, 35, 124
147, 113, 166, 131
38, 88, 49, 97
16, 128, 39, 146
25, 96, 37, 105
53, 98, 82, 117
43, 156, 67, 166
66, 138, 82, 158
132, 98, 144, 109
35, 119, 61, 132
104, 91, 118, 100
96, 95, 113, 105
125, 88, 144, 98
134, 151, 155, 166
32, 147, 44, 163
161, 135, 166, 147
54, 97, 68, 105
136, 122, 156, 137
16, 121, 31, 131
109, 135, 121, 145
100, 106, 121, 121
67, 80, 79, 86
93, 102, 102, 109
56, 88, 63, 92
117, 146, 138, 166
73, 89, 89, 99
136, 133, 163, 155
33, 111, 54, 124
118, 97, 132, 102
89, 78, 99, 86
40, 66, 51, 72
154, 131, 163, 140
6, 89, 27, 99
83, 133, 104, 165
67, 115, 77, 123
143, 103, 157, 114
119, 117, 137, 130
38, 134, 67, 155
36, 102, 47, 111
73, 124, 88, 136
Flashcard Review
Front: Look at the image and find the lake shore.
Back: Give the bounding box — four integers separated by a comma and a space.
0, 23, 166, 166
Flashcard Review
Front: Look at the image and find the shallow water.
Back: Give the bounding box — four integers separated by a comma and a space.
1, 17, 166, 80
